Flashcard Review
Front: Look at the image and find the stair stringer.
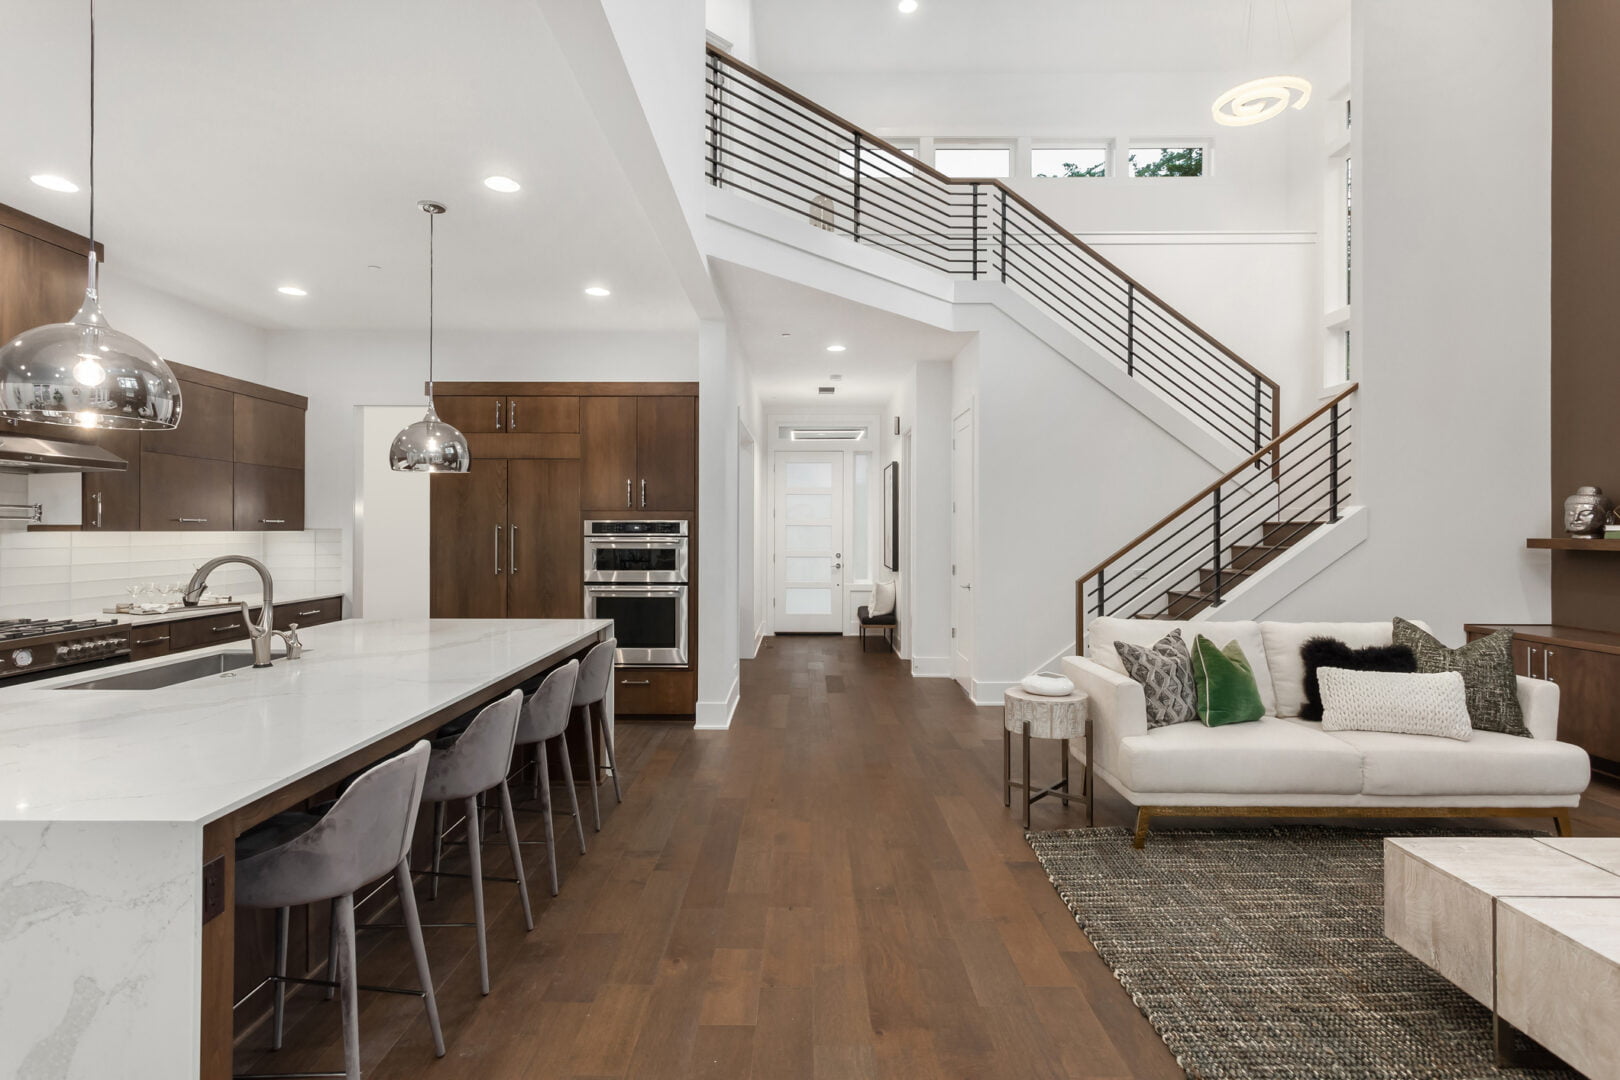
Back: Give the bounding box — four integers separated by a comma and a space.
704, 185, 1242, 472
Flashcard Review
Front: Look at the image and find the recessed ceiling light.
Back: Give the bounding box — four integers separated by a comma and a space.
277, 285, 308, 297
584, 286, 611, 297
483, 175, 521, 193
30, 174, 78, 193
898, 0, 919, 13
826, 344, 846, 352
829, 373, 843, 380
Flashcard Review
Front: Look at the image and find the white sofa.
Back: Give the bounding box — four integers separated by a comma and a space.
1063, 618, 1592, 847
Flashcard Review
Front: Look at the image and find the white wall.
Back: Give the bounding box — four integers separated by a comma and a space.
1263, 0, 1552, 642
705, 0, 757, 60
353, 406, 431, 619
99, 264, 270, 385
695, 319, 742, 727
904, 361, 954, 677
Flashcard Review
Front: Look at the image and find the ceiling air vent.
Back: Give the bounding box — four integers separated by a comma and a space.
817, 386, 835, 394
784, 426, 868, 442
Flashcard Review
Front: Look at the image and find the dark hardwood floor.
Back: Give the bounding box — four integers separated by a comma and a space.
239, 635, 1620, 1079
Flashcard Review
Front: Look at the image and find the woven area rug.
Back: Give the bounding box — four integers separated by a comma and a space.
1027, 825, 1577, 1080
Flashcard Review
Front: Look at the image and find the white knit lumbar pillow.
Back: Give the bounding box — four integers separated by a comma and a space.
1318, 667, 1473, 741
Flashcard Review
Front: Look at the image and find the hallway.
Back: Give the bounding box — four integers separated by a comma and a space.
239, 635, 1620, 1078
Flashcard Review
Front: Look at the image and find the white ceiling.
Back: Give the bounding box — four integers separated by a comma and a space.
0, 0, 695, 333
755, 0, 1348, 75
713, 260, 969, 406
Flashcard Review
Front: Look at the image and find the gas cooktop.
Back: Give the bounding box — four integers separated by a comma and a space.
0, 618, 122, 642
0, 618, 131, 682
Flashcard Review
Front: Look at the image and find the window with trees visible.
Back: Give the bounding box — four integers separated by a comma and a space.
1128, 146, 1205, 177
1032, 146, 1107, 178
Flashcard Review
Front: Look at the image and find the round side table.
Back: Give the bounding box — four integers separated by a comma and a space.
1003, 687, 1091, 829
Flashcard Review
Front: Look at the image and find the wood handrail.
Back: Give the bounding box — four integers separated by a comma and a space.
705, 44, 1282, 403
1074, 383, 1358, 587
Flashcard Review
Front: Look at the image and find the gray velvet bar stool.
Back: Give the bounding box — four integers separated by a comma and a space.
571, 637, 621, 833
420, 688, 532, 995
512, 659, 587, 895
234, 740, 443, 1080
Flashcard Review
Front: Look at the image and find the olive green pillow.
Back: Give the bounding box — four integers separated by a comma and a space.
1191, 634, 1266, 727
1392, 617, 1529, 737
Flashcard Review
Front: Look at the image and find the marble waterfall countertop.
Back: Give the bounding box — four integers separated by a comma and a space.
0, 618, 612, 824
0, 617, 612, 1078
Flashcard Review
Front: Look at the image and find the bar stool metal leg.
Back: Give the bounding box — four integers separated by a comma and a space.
577, 707, 602, 833
537, 740, 559, 896
334, 892, 361, 1080
596, 701, 622, 804
464, 795, 492, 994
325, 898, 338, 1001
497, 781, 534, 930
271, 906, 290, 1050
429, 801, 446, 901
394, 857, 445, 1057
556, 733, 587, 855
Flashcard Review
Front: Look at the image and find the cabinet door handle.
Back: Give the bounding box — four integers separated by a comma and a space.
625, 479, 632, 508
1545, 648, 1555, 684
495, 400, 503, 431
641, 478, 647, 508
509, 400, 518, 431
620, 679, 651, 686
135, 635, 169, 645
494, 525, 503, 575
92, 491, 103, 528
510, 524, 518, 574
174, 517, 209, 524
260, 518, 286, 525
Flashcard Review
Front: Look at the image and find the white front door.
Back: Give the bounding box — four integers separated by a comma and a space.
951, 408, 975, 691
773, 451, 845, 632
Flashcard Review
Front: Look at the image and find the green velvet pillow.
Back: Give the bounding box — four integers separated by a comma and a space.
1191, 634, 1266, 727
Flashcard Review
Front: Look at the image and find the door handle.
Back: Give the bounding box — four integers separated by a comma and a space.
1545, 648, 1555, 684
509, 400, 517, 431
833, 563, 842, 569
641, 478, 647, 508
494, 525, 503, 575
625, 479, 632, 508
510, 525, 518, 574
92, 491, 103, 528
495, 400, 503, 431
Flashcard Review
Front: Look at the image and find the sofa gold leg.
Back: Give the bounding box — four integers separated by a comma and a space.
1554, 809, 1574, 837
1132, 809, 1151, 849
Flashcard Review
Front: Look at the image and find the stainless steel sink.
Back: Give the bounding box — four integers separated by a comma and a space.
57, 651, 260, 690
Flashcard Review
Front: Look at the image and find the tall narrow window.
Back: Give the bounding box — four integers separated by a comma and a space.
1344, 157, 1353, 306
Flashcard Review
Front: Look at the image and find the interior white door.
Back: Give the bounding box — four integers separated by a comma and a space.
773, 451, 845, 632
951, 408, 975, 691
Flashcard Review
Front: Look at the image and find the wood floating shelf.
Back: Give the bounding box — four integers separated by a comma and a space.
1526, 537, 1620, 551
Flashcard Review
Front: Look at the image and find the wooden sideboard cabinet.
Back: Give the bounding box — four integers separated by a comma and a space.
1466, 623, 1620, 779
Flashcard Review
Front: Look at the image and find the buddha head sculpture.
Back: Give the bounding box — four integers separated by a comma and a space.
1564, 485, 1614, 538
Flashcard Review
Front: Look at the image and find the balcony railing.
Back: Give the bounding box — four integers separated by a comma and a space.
704, 45, 1280, 454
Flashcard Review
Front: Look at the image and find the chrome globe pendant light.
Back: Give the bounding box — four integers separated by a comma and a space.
389, 201, 469, 473
0, 0, 181, 431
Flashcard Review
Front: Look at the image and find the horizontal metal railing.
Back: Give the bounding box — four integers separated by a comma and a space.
1074, 385, 1358, 647
705, 45, 1279, 453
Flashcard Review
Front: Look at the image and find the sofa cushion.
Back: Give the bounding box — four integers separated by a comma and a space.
1090, 617, 1277, 716
1259, 620, 1433, 718
1114, 716, 1364, 796
1320, 728, 1592, 797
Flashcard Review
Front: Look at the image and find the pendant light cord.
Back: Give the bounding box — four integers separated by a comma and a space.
427, 208, 435, 388
88, 0, 95, 251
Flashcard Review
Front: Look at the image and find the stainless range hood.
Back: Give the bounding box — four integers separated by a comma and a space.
0, 435, 128, 474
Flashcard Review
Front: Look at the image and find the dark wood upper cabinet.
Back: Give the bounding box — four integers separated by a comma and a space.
580, 396, 640, 511
636, 396, 697, 511
507, 396, 579, 434
506, 459, 582, 619
81, 428, 142, 531
233, 464, 304, 530
433, 395, 506, 434
430, 459, 508, 618
140, 452, 234, 530
143, 379, 234, 461
234, 396, 305, 470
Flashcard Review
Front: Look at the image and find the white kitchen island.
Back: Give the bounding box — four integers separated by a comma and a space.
0, 617, 612, 1080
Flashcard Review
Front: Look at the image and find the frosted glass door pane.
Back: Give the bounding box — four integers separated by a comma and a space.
784, 462, 834, 489
785, 556, 832, 583
784, 525, 831, 552
784, 492, 833, 524
784, 588, 833, 615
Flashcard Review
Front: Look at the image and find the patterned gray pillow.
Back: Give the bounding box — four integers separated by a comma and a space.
1115, 629, 1197, 729
1392, 617, 1529, 737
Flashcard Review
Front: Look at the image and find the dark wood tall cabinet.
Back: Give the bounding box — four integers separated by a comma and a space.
581, 395, 696, 512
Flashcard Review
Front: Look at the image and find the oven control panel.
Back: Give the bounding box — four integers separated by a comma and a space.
585, 519, 688, 536
0, 623, 132, 680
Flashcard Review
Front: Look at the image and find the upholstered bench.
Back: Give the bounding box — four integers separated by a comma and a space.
857, 605, 896, 652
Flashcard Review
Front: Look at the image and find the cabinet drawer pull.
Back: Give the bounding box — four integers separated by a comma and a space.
174, 517, 209, 524
260, 518, 286, 524
620, 679, 651, 686
135, 635, 169, 645
211, 625, 238, 633
297, 609, 321, 617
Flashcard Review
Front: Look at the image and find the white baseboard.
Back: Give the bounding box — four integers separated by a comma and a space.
909, 655, 951, 678
743, 622, 766, 660
694, 676, 740, 731
968, 679, 1016, 706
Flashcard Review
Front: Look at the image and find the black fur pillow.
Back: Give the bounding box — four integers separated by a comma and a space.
1299, 638, 1418, 721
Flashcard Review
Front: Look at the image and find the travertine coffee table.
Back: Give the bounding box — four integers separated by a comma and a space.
1385, 836, 1620, 1079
